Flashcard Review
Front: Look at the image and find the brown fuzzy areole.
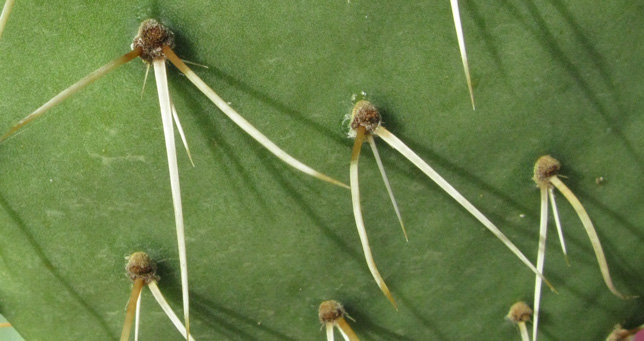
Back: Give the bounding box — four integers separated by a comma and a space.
131, 19, 175, 63
126, 251, 159, 284
318, 300, 345, 324
351, 100, 381, 134
533, 155, 561, 187
507, 301, 532, 323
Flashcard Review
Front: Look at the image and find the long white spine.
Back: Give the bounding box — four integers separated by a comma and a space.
134, 291, 142, 341
350, 137, 396, 308
148, 282, 196, 341
367, 135, 407, 241
326, 323, 335, 341
153, 58, 190, 338
533, 187, 549, 341
0, 0, 16, 40
548, 187, 568, 264
550, 176, 630, 299
163, 47, 348, 189
449, 0, 475, 110
376, 126, 550, 287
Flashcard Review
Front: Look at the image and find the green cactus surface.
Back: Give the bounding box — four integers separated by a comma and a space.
0, 1, 642, 340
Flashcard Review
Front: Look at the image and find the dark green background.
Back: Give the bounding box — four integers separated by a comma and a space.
0, 1, 642, 340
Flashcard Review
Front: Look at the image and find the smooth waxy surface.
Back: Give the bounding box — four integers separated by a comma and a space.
0, 1, 642, 340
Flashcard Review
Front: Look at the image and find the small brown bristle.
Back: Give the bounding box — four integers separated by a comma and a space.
132, 19, 175, 63
126, 252, 159, 284
507, 301, 532, 323
351, 100, 381, 134
318, 300, 345, 324
533, 155, 561, 186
